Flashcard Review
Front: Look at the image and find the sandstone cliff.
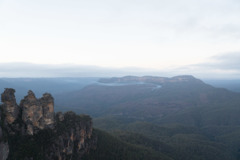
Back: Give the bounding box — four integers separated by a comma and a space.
98, 75, 201, 84
0, 88, 95, 160
1, 89, 19, 125
20, 90, 55, 135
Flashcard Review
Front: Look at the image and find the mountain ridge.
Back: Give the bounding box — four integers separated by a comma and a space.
56, 75, 240, 121
98, 75, 201, 84
1, 75, 240, 159
0, 88, 95, 160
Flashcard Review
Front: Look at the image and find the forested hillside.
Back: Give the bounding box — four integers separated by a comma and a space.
1, 76, 240, 160
56, 76, 240, 160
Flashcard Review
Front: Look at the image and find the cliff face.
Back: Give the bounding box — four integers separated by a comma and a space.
47, 112, 94, 160
20, 90, 54, 135
1, 89, 19, 125
0, 109, 9, 160
98, 75, 202, 84
0, 88, 95, 160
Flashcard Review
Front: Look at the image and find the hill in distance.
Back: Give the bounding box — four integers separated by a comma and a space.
55, 75, 240, 160
55, 75, 240, 124
1, 75, 240, 160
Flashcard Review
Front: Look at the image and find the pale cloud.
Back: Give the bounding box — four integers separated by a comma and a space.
0, 55, 240, 79
172, 52, 240, 79
0, 63, 162, 78
209, 52, 240, 70
0, 0, 240, 70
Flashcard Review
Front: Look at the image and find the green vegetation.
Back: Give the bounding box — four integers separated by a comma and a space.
3, 111, 93, 160
7, 129, 55, 159
55, 77, 240, 159
82, 129, 173, 160
2, 76, 240, 159
94, 119, 237, 160
56, 111, 92, 134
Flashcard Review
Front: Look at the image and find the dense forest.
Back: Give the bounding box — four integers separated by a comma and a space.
1, 76, 240, 159
59, 76, 240, 160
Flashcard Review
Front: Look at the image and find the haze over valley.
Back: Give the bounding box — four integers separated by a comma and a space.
1, 75, 240, 159
1, 0, 240, 159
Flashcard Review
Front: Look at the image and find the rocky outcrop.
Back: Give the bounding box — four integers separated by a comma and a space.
20, 90, 54, 135
46, 112, 94, 160
0, 112, 9, 160
0, 88, 95, 160
0, 142, 9, 160
98, 75, 202, 85
1, 88, 19, 124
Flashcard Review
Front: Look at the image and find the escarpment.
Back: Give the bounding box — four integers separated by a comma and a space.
1, 89, 19, 125
0, 88, 96, 160
20, 90, 55, 135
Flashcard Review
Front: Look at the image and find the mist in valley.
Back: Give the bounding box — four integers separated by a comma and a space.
1, 0, 240, 159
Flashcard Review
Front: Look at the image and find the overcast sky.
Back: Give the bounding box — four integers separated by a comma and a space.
0, 0, 240, 78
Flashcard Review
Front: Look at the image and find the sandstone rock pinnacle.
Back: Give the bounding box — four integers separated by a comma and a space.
20, 90, 55, 135
0, 88, 95, 160
1, 88, 19, 124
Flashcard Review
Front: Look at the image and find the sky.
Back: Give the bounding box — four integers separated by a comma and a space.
0, 0, 240, 78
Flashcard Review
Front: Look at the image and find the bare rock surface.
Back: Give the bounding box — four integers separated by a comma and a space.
1, 88, 19, 124
20, 90, 54, 135
0, 88, 95, 160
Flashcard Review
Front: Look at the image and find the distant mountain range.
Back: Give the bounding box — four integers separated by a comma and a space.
55, 75, 240, 121
0, 77, 98, 102
1, 75, 240, 159
55, 75, 240, 159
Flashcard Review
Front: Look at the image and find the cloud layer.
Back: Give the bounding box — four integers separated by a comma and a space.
0, 52, 240, 79
0, 0, 240, 68
0, 63, 163, 78
172, 52, 240, 79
